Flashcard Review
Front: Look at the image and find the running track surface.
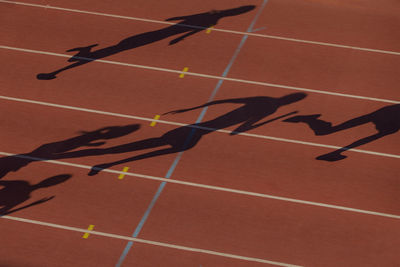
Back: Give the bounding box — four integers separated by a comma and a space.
1, 0, 399, 266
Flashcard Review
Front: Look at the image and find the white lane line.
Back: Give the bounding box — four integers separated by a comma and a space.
1, 45, 399, 104
1, 0, 400, 56
1, 151, 400, 220
0, 216, 301, 267
1, 95, 399, 160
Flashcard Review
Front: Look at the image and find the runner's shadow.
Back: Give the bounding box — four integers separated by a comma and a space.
36, 5, 256, 80
284, 104, 400, 161
81, 93, 307, 175
0, 174, 71, 215
0, 124, 140, 179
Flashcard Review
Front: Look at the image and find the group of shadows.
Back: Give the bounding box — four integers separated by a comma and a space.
1, 93, 399, 215
3, 4, 255, 218
9, 6, 396, 217
36, 5, 256, 80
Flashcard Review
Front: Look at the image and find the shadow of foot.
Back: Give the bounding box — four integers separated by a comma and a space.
37, 73, 57, 80
316, 152, 347, 161
88, 163, 111, 176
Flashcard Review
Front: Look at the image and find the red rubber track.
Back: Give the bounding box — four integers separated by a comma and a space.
1, 0, 399, 266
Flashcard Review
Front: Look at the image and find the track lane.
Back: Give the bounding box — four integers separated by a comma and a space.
0, 50, 220, 125
228, 37, 400, 101
255, 0, 400, 52
0, 4, 247, 78
136, 183, 400, 267
0, 218, 126, 267
3, 0, 400, 54
1, 98, 398, 216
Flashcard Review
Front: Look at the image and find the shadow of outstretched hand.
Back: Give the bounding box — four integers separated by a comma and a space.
33, 196, 55, 204
163, 109, 189, 115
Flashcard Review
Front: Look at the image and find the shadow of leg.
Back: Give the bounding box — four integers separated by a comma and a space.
37, 60, 90, 80
88, 147, 180, 176
316, 132, 386, 161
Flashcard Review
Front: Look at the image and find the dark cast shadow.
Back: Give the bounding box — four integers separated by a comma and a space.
36, 5, 256, 80
81, 93, 307, 175
0, 174, 71, 215
0, 124, 140, 179
284, 104, 400, 161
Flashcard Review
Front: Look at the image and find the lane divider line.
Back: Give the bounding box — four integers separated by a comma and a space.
0, 95, 398, 160
118, 167, 130, 179
1, 45, 398, 104
179, 67, 189, 78
82, 224, 95, 239
150, 115, 161, 126
1, 0, 399, 56
0, 215, 302, 267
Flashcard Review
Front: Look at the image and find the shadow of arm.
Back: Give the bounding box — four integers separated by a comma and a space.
164, 98, 247, 115
2, 196, 55, 216
165, 15, 192, 21
231, 111, 298, 135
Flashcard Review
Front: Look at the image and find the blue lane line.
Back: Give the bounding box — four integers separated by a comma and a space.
115, 1, 268, 266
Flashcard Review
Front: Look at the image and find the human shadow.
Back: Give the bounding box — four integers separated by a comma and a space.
81, 93, 307, 175
0, 124, 140, 179
284, 104, 400, 161
0, 174, 71, 215
36, 5, 256, 80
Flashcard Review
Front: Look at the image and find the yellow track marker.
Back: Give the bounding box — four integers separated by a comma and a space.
82, 224, 95, 239
118, 167, 130, 179
150, 115, 160, 127
206, 26, 214, 34
179, 67, 189, 78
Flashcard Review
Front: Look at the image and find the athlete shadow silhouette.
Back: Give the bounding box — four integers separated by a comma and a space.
36, 5, 255, 80
84, 93, 307, 175
0, 174, 71, 215
284, 104, 400, 161
0, 124, 140, 179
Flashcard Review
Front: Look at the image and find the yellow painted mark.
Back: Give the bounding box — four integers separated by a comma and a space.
118, 167, 130, 179
179, 67, 189, 78
206, 26, 214, 34
82, 224, 95, 239
150, 115, 161, 127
